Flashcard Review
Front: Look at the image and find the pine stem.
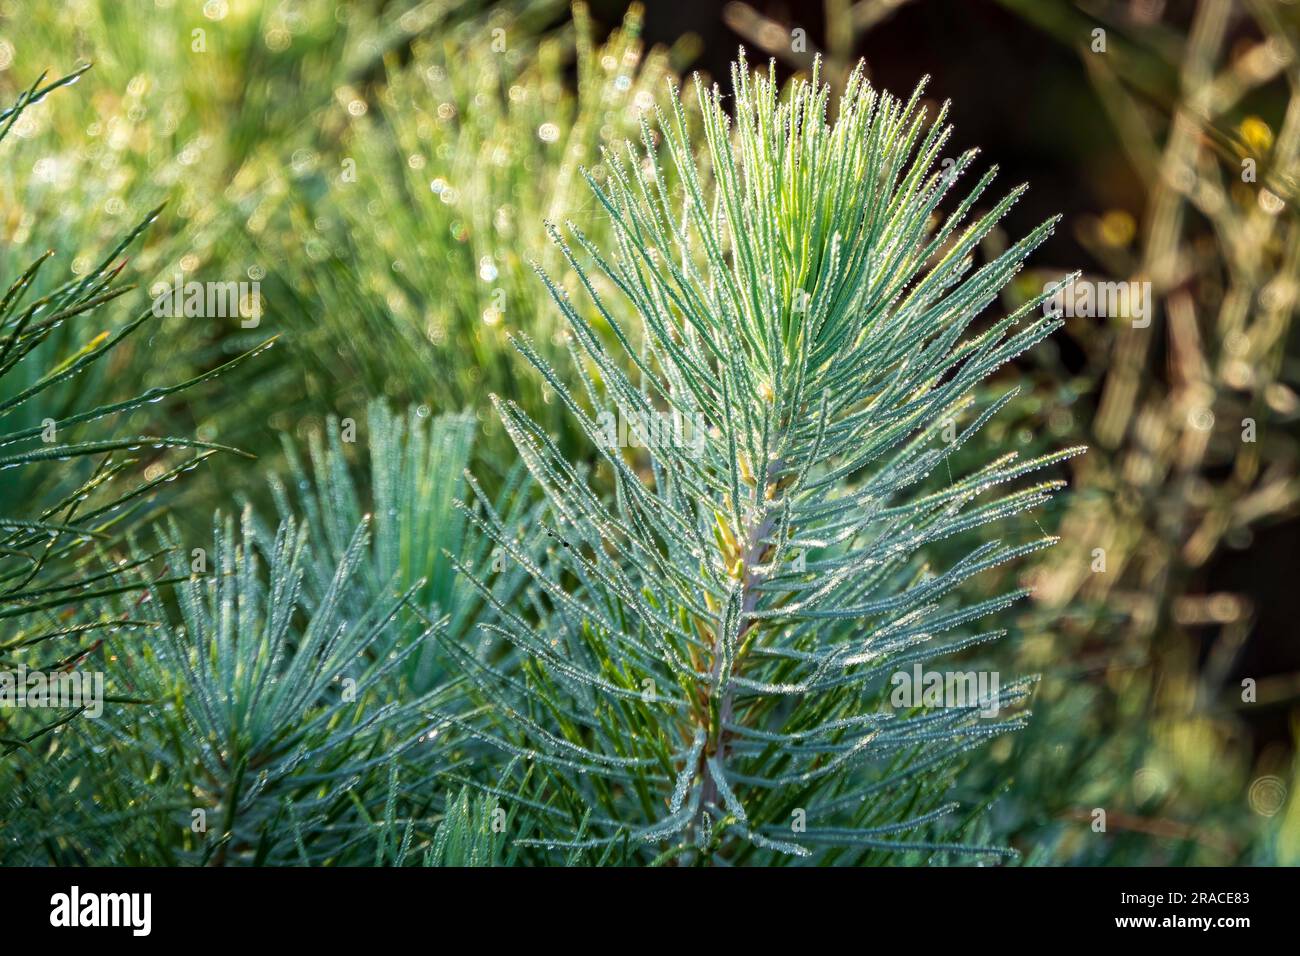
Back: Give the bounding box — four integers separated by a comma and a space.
694, 459, 784, 860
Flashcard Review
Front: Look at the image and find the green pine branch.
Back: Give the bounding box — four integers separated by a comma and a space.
454, 52, 1084, 864
0, 68, 253, 759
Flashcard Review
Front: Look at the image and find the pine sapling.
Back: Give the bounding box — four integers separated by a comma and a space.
455, 53, 1084, 864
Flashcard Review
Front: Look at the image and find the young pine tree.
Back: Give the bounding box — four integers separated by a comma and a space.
0, 68, 252, 763
456, 54, 1084, 864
